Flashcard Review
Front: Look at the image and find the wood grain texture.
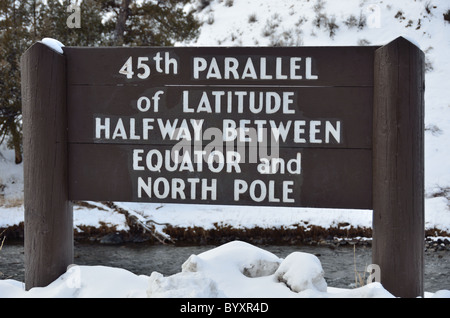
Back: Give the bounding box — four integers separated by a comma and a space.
372, 37, 425, 298
21, 42, 73, 290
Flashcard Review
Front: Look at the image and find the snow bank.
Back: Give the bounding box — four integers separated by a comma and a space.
1, 241, 447, 298
147, 241, 394, 298
0, 265, 148, 298
274, 252, 327, 293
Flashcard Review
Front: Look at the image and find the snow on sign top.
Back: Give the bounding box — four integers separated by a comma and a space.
40, 38, 65, 54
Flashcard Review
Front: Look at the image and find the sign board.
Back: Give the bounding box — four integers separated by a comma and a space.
21, 38, 424, 297
66, 47, 375, 208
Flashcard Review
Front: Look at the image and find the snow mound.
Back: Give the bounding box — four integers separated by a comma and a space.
147, 271, 223, 298
0, 265, 148, 298
148, 241, 284, 297
145, 241, 394, 298
274, 252, 327, 293
431, 289, 450, 298
182, 240, 281, 278
1, 241, 449, 298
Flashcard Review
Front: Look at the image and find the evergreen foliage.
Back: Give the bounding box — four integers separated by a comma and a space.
0, 0, 200, 163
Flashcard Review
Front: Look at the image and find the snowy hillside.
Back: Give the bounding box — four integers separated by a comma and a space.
188, 0, 450, 199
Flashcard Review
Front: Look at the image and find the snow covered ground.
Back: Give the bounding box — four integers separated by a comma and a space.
1, 240, 449, 298
1, 0, 450, 298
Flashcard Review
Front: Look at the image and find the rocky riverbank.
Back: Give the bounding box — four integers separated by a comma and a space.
2, 219, 449, 251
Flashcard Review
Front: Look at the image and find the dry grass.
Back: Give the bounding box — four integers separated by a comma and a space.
353, 245, 368, 288
0, 230, 5, 251
0, 230, 5, 279
3, 197, 23, 208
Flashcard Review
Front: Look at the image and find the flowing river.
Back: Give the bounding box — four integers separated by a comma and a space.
1, 242, 449, 293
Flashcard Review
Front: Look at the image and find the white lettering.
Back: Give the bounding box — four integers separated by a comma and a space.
290, 57, 302, 79
310, 120, 322, 143
276, 57, 287, 79
191, 56, 318, 80
137, 177, 217, 201
164, 52, 178, 74
112, 118, 127, 139
325, 121, 341, 143
193, 57, 207, 79
132, 149, 144, 171
242, 57, 257, 79
224, 57, 239, 79
206, 57, 221, 79
234, 179, 296, 203
95, 117, 110, 139
305, 57, 318, 80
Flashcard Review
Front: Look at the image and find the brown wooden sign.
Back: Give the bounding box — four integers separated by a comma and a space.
21, 38, 424, 297
65, 46, 375, 208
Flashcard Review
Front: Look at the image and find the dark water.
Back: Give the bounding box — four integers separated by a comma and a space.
1, 243, 449, 293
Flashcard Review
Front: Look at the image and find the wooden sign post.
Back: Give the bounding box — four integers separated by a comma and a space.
20, 37, 424, 297
21, 42, 73, 290
372, 38, 425, 297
